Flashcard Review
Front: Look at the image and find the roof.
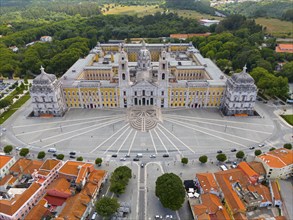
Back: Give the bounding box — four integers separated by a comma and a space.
201, 193, 230, 219
58, 161, 94, 177
0, 174, 13, 186
39, 159, 61, 171
9, 158, 43, 175
46, 177, 71, 195
33, 66, 56, 83
196, 173, 219, 193
233, 212, 248, 220
248, 184, 272, 203
24, 199, 49, 220
258, 148, 293, 168
58, 192, 90, 219
275, 44, 293, 53
238, 162, 259, 183
231, 66, 255, 84
193, 204, 210, 220
0, 182, 41, 216
248, 162, 266, 175
271, 181, 281, 200
0, 155, 13, 169
82, 170, 107, 197
215, 170, 246, 215
44, 195, 67, 206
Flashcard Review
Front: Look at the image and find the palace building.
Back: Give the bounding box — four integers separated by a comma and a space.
30, 41, 257, 117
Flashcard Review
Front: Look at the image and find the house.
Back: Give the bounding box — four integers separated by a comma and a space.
248, 161, 266, 181
275, 44, 293, 53
9, 46, 19, 52
24, 199, 49, 220
40, 36, 52, 42
10, 158, 43, 177
238, 162, 259, 184
270, 181, 282, 207
0, 155, 16, 178
195, 173, 220, 196
255, 148, 293, 179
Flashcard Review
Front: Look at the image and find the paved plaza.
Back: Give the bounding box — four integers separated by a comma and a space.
4, 102, 277, 159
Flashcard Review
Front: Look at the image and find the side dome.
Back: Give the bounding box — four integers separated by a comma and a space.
33, 66, 56, 83
231, 66, 254, 84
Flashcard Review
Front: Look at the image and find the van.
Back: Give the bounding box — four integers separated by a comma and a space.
48, 148, 57, 153
136, 153, 143, 158
91, 212, 97, 220
220, 165, 228, 171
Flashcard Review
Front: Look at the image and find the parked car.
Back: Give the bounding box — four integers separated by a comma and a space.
125, 154, 130, 158
154, 215, 163, 219
70, 155, 76, 159
120, 158, 126, 161
150, 154, 156, 158
48, 148, 57, 153
258, 144, 265, 147
69, 151, 76, 155
231, 148, 237, 152
163, 154, 169, 158
112, 154, 117, 158
133, 158, 139, 161
217, 150, 223, 154
91, 212, 97, 220
16, 146, 22, 151
166, 215, 173, 219
141, 163, 144, 168
53, 153, 57, 157
249, 146, 255, 150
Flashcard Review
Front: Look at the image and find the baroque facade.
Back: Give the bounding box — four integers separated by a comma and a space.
30, 41, 257, 116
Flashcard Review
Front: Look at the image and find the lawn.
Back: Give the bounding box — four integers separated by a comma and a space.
0, 93, 30, 124
255, 18, 293, 38
281, 114, 293, 126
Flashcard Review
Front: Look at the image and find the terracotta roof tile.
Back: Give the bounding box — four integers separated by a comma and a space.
58, 161, 93, 177
0, 155, 13, 169
0, 182, 41, 216
248, 162, 266, 175
9, 159, 43, 175
39, 159, 61, 171
258, 148, 293, 168
271, 181, 281, 200
233, 212, 248, 220
24, 199, 49, 220
201, 193, 230, 219
193, 204, 209, 219
276, 44, 293, 53
196, 173, 219, 193
0, 174, 13, 186
46, 177, 71, 195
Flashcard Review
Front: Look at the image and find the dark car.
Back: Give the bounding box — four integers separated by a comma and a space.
163, 154, 169, 158
263, 101, 268, 104
69, 151, 76, 155
231, 149, 237, 152
112, 154, 117, 158
53, 153, 57, 157
217, 150, 223, 154
133, 158, 139, 161
70, 155, 76, 159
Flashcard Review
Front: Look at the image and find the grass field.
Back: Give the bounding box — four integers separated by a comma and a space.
103, 4, 222, 20
281, 114, 293, 126
255, 18, 293, 37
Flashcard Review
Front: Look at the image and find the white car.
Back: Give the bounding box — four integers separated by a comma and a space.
258, 144, 265, 147
120, 158, 126, 161
16, 146, 22, 151
150, 154, 156, 158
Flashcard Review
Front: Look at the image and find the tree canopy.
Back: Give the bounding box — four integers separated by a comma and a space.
110, 166, 132, 195
155, 173, 185, 211
199, 155, 208, 163
236, 151, 245, 159
4, 145, 13, 154
37, 151, 46, 159
254, 150, 262, 156
95, 197, 120, 217
19, 148, 29, 157
216, 153, 227, 162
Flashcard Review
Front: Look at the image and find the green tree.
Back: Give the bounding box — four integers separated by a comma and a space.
4, 145, 13, 154
0, 99, 12, 109
181, 157, 188, 165
279, 61, 293, 83
283, 143, 292, 150
95, 157, 103, 166
269, 147, 276, 151
110, 166, 132, 195
19, 148, 29, 157
95, 197, 120, 217
155, 173, 185, 211
255, 150, 262, 156
199, 155, 208, 164
37, 151, 46, 159
216, 153, 227, 162
56, 154, 64, 160
76, 156, 83, 161
236, 151, 245, 159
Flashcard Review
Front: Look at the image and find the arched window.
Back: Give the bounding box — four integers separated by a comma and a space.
162, 73, 165, 80
122, 73, 126, 80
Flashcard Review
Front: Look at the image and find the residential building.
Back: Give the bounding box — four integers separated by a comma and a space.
275, 44, 293, 53
255, 148, 293, 179
248, 161, 266, 181
10, 158, 43, 177
40, 36, 52, 42
238, 162, 259, 184
24, 199, 49, 220
0, 155, 15, 178
270, 181, 282, 207
195, 173, 220, 196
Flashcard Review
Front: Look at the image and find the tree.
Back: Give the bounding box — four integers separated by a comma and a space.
284, 143, 292, 150
95, 197, 120, 217
255, 150, 262, 156
37, 151, 46, 159
269, 147, 276, 151
56, 154, 64, 160
4, 145, 13, 154
236, 151, 245, 159
110, 166, 132, 195
76, 156, 83, 161
199, 155, 208, 164
216, 153, 227, 162
181, 157, 188, 165
155, 173, 185, 211
95, 157, 102, 166
0, 99, 12, 109
19, 148, 29, 157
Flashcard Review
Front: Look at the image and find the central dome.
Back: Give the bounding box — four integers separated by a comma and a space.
137, 41, 151, 70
